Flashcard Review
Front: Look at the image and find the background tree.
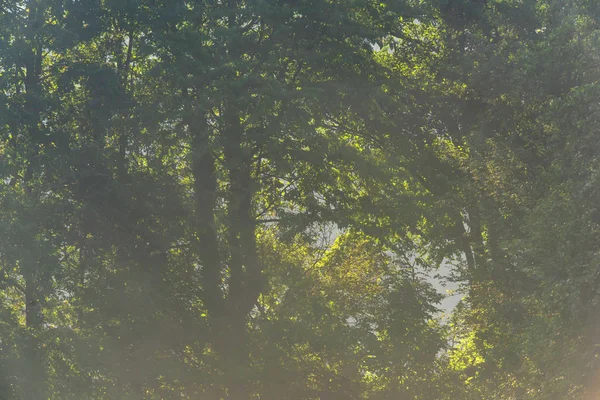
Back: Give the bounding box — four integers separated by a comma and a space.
2, 0, 600, 399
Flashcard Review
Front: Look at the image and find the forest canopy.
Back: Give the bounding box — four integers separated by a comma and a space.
1, 0, 600, 399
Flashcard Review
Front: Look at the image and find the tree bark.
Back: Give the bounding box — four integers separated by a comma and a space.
21, 3, 47, 398
24, 269, 46, 400
220, 103, 263, 400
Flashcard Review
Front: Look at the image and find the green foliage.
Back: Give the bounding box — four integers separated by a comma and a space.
1, 0, 600, 399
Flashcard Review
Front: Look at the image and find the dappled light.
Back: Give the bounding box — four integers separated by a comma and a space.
1, 0, 600, 399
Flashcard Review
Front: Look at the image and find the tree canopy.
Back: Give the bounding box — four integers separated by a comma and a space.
1, 0, 600, 399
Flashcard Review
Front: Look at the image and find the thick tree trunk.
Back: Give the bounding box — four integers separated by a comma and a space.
188, 0, 266, 388
220, 105, 259, 400
191, 119, 225, 318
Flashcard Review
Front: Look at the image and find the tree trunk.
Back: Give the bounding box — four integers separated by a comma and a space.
21, 3, 47, 398
24, 269, 46, 400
